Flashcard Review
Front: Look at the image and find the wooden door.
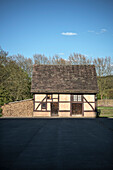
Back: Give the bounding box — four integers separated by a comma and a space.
51, 102, 58, 116
72, 103, 82, 115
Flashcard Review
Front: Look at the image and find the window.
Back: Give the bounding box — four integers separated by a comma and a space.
73, 95, 77, 101
73, 95, 82, 102
41, 103, 46, 109
78, 95, 82, 101
47, 94, 52, 99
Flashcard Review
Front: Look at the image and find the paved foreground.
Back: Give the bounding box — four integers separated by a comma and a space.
0, 118, 113, 170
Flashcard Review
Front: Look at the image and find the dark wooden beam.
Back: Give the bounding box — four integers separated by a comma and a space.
83, 96, 95, 112
35, 96, 47, 110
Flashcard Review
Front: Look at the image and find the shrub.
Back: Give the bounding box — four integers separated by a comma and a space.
96, 109, 101, 117
0, 107, 2, 113
0, 107, 2, 116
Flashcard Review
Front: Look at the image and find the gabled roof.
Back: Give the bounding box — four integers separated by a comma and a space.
31, 65, 98, 93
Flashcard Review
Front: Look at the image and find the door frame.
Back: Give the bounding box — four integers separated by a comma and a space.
70, 94, 84, 116
71, 103, 83, 115
51, 102, 59, 116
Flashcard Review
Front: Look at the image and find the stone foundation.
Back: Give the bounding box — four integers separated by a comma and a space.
59, 112, 70, 117
33, 112, 50, 117
84, 112, 96, 118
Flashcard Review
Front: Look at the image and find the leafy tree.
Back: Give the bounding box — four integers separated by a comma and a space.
0, 49, 32, 106
107, 89, 113, 99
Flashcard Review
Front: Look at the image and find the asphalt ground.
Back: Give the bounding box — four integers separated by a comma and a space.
0, 118, 113, 170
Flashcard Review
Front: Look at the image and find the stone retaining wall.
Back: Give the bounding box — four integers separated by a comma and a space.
1, 99, 33, 117
97, 99, 113, 107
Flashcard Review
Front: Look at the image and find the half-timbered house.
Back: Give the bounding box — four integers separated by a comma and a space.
31, 65, 98, 117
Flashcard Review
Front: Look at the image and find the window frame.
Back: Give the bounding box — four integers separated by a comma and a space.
41, 102, 47, 110
47, 94, 52, 99
72, 94, 83, 103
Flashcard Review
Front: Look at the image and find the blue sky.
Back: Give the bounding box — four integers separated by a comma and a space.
0, 0, 113, 60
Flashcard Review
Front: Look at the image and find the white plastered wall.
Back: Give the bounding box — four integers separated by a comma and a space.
59, 103, 70, 110
84, 103, 95, 111
34, 94, 46, 111
83, 94, 96, 117
53, 94, 58, 98
47, 103, 50, 111
34, 94, 50, 117
83, 95, 95, 102
59, 94, 70, 101
35, 94, 46, 101
35, 103, 41, 110
59, 94, 70, 113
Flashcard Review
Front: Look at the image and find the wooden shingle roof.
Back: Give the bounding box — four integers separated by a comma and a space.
31, 65, 98, 93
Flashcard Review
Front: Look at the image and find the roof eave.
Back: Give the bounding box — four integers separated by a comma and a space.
31, 89, 99, 94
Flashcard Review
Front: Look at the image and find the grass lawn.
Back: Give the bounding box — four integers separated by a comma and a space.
97, 106, 113, 118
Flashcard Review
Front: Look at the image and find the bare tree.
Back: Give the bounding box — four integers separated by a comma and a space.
93, 56, 112, 76
11, 54, 33, 77
68, 53, 92, 65
51, 55, 69, 65
93, 56, 112, 99
33, 54, 50, 65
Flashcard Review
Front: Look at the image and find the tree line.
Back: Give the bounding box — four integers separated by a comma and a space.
0, 47, 113, 106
